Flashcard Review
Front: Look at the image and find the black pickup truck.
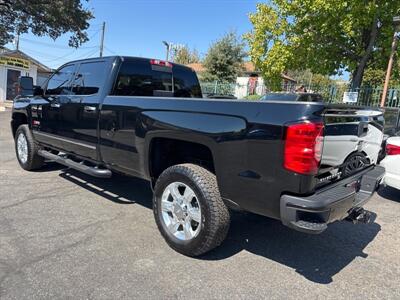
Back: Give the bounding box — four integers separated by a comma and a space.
11, 56, 385, 256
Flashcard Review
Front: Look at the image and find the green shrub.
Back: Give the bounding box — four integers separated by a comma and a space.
244, 94, 262, 100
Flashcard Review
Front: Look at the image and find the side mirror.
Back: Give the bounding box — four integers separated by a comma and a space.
18, 76, 34, 97
33, 85, 44, 96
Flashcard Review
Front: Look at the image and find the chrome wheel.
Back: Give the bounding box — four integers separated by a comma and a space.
161, 182, 202, 241
17, 132, 28, 164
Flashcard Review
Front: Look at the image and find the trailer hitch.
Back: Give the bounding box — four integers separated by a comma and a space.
345, 208, 373, 224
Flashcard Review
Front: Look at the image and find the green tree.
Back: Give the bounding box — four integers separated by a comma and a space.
0, 0, 93, 47
245, 1, 400, 90
203, 32, 246, 82
363, 67, 400, 87
172, 46, 200, 65
287, 69, 335, 87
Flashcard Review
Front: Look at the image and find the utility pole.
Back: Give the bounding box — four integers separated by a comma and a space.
99, 22, 105, 58
380, 16, 400, 107
15, 32, 20, 51
163, 41, 170, 61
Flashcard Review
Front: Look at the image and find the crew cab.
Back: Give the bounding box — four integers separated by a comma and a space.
11, 56, 385, 256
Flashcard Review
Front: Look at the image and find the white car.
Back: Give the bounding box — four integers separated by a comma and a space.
322, 110, 384, 177
380, 136, 400, 190
322, 121, 383, 166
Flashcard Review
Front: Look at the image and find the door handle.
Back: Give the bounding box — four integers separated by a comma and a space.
84, 106, 96, 112
50, 103, 60, 108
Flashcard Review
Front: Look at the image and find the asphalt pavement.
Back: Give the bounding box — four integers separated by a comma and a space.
0, 111, 399, 299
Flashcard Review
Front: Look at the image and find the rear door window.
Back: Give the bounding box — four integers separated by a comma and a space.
71, 61, 106, 95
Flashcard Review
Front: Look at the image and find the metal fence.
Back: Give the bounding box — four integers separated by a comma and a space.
200, 81, 400, 108
307, 85, 400, 108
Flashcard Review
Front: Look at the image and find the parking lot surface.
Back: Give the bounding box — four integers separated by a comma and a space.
0, 111, 399, 299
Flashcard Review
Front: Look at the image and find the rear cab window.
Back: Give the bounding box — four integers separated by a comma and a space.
112, 58, 202, 98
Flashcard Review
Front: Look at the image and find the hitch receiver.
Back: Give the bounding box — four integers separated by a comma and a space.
345, 208, 372, 224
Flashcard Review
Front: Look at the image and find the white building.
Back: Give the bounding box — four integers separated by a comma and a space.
0, 48, 52, 103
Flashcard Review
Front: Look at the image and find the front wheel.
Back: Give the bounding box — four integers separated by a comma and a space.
153, 164, 230, 257
15, 125, 44, 171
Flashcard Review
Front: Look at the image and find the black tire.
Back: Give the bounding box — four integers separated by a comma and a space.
341, 152, 369, 177
153, 164, 230, 257
15, 124, 44, 171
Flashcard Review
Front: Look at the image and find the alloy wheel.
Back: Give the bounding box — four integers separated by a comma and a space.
161, 182, 202, 241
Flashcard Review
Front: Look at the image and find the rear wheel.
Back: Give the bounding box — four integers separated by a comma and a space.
15, 125, 44, 171
153, 164, 230, 257
341, 152, 369, 177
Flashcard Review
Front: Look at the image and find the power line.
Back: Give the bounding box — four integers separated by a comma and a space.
104, 46, 117, 55
37, 46, 98, 63
21, 47, 65, 59
19, 37, 98, 50
22, 28, 103, 63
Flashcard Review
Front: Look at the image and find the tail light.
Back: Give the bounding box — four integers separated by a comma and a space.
284, 121, 324, 175
386, 143, 400, 155
150, 59, 172, 68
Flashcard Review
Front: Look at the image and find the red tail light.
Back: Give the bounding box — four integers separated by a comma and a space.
150, 59, 172, 67
284, 121, 324, 175
386, 143, 400, 155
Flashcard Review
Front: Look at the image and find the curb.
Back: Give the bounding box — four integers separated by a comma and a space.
0, 100, 13, 111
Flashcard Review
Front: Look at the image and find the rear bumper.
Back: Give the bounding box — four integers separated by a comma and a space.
280, 165, 385, 234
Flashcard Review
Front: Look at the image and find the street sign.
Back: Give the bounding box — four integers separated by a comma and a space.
343, 92, 359, 103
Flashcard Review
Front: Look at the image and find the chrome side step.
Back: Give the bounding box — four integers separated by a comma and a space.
38, 150, 112, 178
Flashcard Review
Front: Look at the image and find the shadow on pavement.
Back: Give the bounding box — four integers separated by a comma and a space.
35, 162, 66, 172
203, 212, 380, 284
378, 186, 400, 203
59, 169, 153, 208
58, 167, 381, 285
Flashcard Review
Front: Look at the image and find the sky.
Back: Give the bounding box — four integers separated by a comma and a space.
6, 0, 261, 70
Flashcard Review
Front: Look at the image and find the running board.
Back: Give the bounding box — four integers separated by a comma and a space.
38, 150, 112, 178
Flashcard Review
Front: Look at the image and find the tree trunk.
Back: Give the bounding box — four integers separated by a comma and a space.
351, 18, 379, 90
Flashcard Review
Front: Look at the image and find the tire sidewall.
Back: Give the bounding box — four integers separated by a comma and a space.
15, 125, 34, 170
341, 152, 369, 176
154, 168, 213, 255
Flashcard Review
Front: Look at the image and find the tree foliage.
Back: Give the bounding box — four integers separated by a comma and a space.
0, 0, 93, 48
203, 32, 246, 82
287, 69, 335, 87
172, 46, 200, 65
245, 1, 400, 90
363, 67, 400, 87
